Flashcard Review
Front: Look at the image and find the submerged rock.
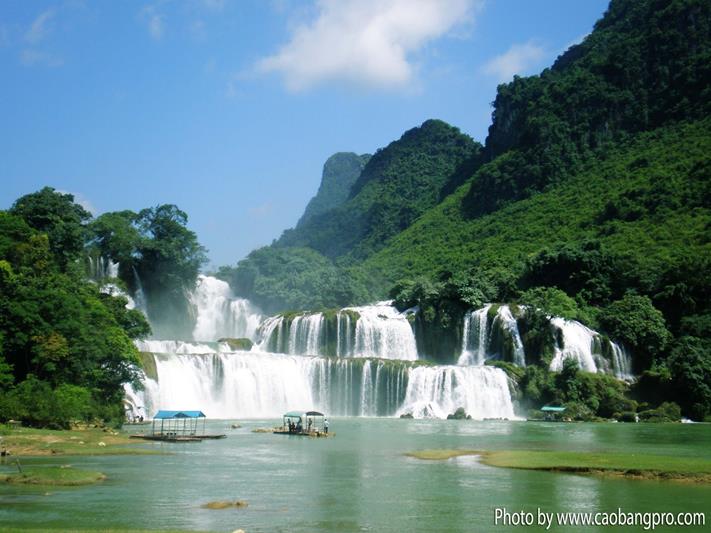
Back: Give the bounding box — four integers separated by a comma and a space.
202, 500, 248, 510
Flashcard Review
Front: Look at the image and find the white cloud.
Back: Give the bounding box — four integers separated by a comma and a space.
257, 0, 477, 92
140, 5, 165, 40
25, 8, 56, 44
482, 40, 546, 83
20, 48, 64, 67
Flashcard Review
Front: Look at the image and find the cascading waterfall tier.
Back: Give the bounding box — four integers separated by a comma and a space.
257, 301, 417, 360
86, 255, 139, 309
458, 304, 633, 379
348, 302, 418, 360
126, 348, 515, 420
87, 255, 119, 281
190, 275, 262, 342
458, 305, 525, 367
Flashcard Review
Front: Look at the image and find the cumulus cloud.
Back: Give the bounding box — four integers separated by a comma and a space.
258, 0, 477, 91
25, 8, 56, 44
482, 40, 546, 83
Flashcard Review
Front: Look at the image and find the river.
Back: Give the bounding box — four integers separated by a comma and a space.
1, 419, 709, 532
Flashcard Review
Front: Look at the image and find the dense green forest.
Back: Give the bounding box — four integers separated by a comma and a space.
0, 188, 205, 427
219, 0, 711, 420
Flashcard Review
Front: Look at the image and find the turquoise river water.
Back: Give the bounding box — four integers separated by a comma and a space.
1, 419, 710, 532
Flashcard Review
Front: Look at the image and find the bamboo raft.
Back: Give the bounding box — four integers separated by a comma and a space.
272, 429, 333, 438
129, 433, 226, 442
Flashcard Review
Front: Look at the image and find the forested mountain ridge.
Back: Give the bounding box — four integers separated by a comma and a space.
278, 119, 481, 259
296, 152, 371, 227
469, 0, 711, 216
220, 119, 481, 312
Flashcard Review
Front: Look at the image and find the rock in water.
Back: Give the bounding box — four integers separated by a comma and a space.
447, 407, 471, 420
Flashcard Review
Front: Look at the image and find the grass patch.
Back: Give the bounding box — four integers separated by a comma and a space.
0, 466, 105, 486
0, 426, 157, 456
405, 449, 479, 461
406, 449, 711, 483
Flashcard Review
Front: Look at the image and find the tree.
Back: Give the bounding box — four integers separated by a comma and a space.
520, 241, 620, 305
88, 210, 141, 268
125, 205, 207, 337
600, 294, 671, 369
668, 337, 711, 421
518, 287, 582, 321
9, 187, 91, 269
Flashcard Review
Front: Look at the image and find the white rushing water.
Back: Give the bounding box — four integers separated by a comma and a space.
458, 304, 525, 366
190, 275, 262, 342
135, 339, 225, 354
549, 317, 602, 373
128, 349, 516, 420
256, 301, 418, 360
349, 301, 418, 360
87, 256, 119, 281
287, 313, 324, 355
496, 305, 526, 367
610, 343, 633, 380
397, 365, 515, 420
458, 305, 491, 366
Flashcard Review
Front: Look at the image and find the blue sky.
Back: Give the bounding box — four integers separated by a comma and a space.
1, 0, 609, 268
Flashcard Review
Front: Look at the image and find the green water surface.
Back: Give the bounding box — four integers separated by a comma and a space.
0, 419, 709, 532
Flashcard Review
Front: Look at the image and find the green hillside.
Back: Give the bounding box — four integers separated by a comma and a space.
363, 120, 711, 298
279, 119, 481, 259
296, 152, 371, 227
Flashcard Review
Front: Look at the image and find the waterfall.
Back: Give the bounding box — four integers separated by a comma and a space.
611, 343, 633, 380
257, 301, 417, 360
87, 255, 119, 281
287, 313, 324, 355
257, 316, 286, 353
135, 339, 226, 354
458, 305, 491, 365
458, 305, 525, 366
397, 365, 515, 420
349, 301, 418, 360
496, 306, 526, 367
131, 266, 148, 313
190, 275, 262, 341
100, 282, 137, 310
131, 348, 516, 420
549, 317, 601, 373
336, 311, 354, 357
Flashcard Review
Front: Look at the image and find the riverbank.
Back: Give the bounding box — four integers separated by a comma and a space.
406, 449, 711, 483
0, 425, 156, 456
1, 465, 106, 486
